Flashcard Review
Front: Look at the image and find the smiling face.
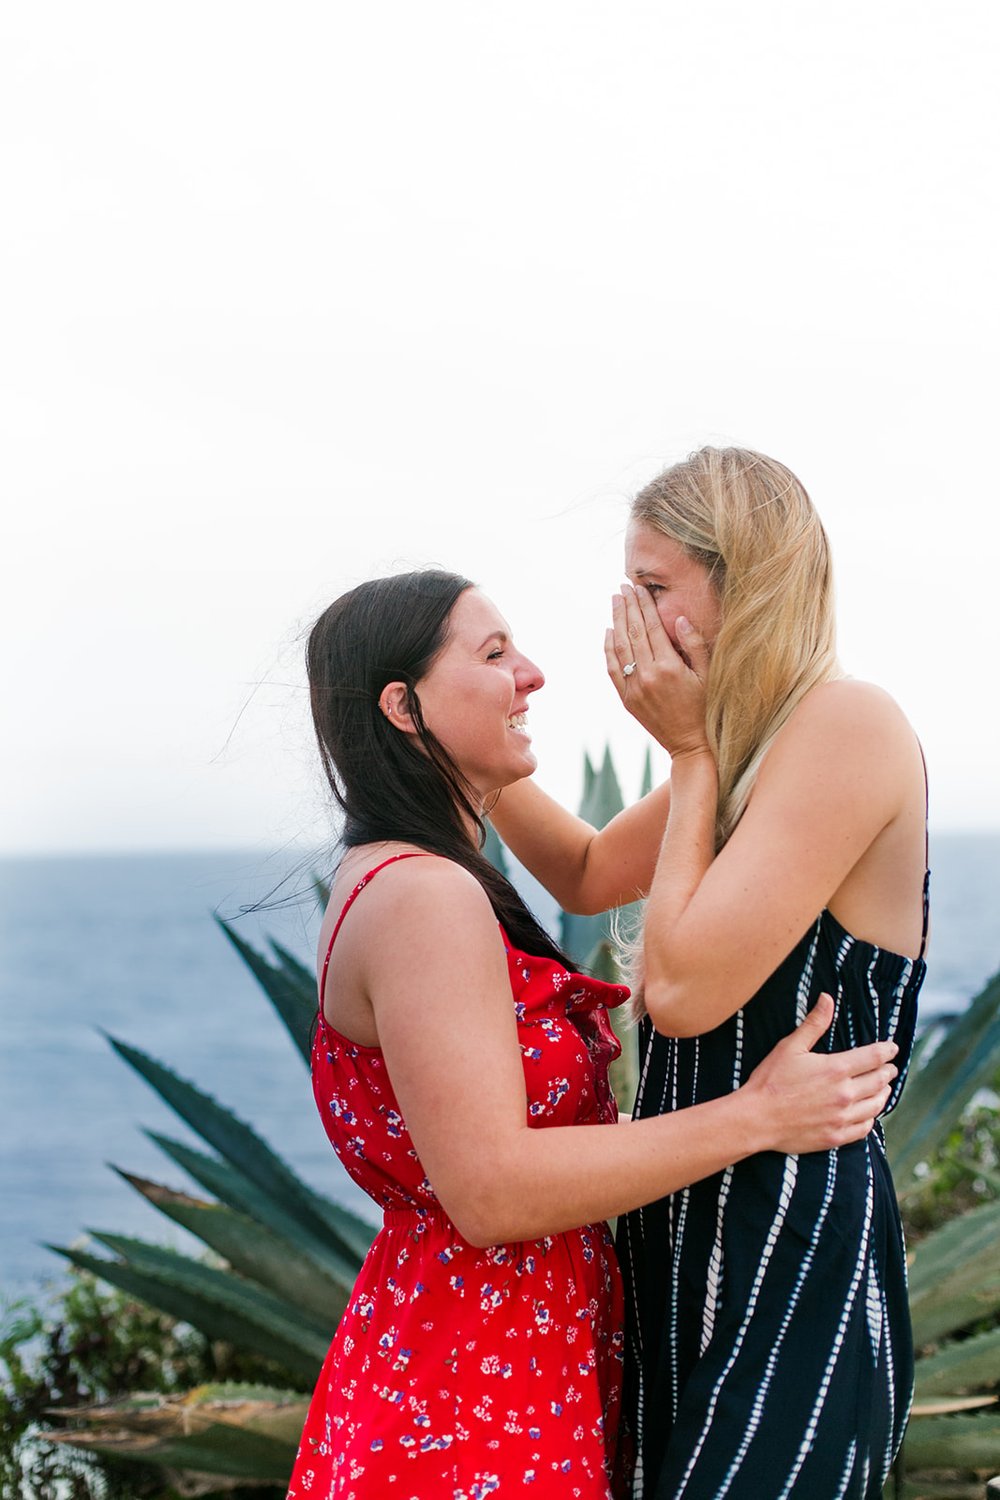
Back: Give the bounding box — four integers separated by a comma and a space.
625, 519, 723, 653
404, 588, 544, 801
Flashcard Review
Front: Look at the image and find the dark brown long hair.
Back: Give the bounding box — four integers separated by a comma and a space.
307, 570, 572, 965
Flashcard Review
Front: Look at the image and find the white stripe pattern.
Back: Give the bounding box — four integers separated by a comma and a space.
669, 1037, 699, 1419
777, 1147, 876, 1498
878, 1278, 896, 1491
866, 952, 881, 1038
865, 1260, 883, 1358
714, 1148, 839, 1497
796, 921, 822, 1022
833, 1437, 858, 1500
622, 898, 922, 1499
674, 1153, 800, 1498
696, 1017, 742, 1354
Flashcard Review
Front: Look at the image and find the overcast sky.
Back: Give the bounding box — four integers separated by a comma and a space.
2, 0, 997, 855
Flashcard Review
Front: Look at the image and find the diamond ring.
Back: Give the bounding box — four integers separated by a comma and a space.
622, 661, 637, 677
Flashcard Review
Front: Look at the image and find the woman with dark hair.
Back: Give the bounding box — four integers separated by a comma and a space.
285, 568, 900, 1500
492, 448, 928, 1498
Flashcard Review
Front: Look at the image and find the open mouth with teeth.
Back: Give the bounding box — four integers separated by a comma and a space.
507, 712, 530, 736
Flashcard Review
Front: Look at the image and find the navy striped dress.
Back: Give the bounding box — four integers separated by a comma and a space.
617, 889, 928, 1500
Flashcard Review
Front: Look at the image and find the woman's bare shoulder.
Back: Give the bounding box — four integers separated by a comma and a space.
780, 678, 915, 748
758, 679, 921, 804
330, 846, 495, 932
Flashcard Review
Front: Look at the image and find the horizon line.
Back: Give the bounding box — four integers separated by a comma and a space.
2, 828, 1000, 862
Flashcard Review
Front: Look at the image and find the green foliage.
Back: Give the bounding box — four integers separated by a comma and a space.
36, 918, 375, 1488
27, 746, 999, 1493
214, 921, 315, 1067
899, 1091, 1000, 1240
45, 1383, 308, 1490
888, 969, 1000, 1199
548, 746, 646, 1113
0, 1270, 224, 1499
884, 971, 1000, 1492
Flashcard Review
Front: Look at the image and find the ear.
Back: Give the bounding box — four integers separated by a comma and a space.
378, 681, 419, 735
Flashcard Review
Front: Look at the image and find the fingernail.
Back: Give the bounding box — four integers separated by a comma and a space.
677, 615, 692, 634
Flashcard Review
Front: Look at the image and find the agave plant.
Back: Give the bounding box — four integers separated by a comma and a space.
490, 744, 650, 1112
43, 1384, 310, 1491
884, 969, 1000, 1497
42, 917, 371, 1485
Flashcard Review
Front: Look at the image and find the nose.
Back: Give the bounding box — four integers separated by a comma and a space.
517, 653, 545, 694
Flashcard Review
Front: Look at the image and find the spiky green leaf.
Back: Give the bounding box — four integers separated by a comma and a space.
48, 1242, 325, 1382
887, 970, 1000, 1193
639, 745, 654, 798
268, 938, 320, 994
584, 939, 639, 1115
49, 1384, 307, 1480
107, 1034, 363, 1261
907, 1198, 1000, 1344
580, 745, 625, 830
561, 749, 629, 966
49, 1417, 296, 1481
914, 1324, 1000, 1398
145, 1130, 375, 1282
215, 918, 315, 1064
582, 751, 596, 801
482, 820, 509, 878
900, 1409, 1000, 1469
89, 1233, 331, 1341
114, 1172, 359, 1326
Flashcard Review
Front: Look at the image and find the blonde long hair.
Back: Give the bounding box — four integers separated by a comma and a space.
631, 447, 841, 847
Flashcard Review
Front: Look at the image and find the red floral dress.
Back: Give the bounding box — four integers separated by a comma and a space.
286, 855, 630, 1500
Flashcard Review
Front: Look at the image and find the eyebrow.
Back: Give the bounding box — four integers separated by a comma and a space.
476, 630, 509, 650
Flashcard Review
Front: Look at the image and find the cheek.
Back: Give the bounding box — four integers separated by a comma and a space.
696, 588, 722, 645
654, 599, 681, 645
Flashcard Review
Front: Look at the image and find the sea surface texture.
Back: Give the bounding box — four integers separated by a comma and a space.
1, 838, 998, 1298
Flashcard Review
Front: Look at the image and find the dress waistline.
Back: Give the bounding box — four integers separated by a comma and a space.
382, 1203, 450, 1230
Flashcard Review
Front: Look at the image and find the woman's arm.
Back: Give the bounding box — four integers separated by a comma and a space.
489, 776, 672, 915
353, 858, 897, 1248
609, 586, 923, 1038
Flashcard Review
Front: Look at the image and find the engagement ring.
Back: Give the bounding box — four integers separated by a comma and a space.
622, 661, 637, 677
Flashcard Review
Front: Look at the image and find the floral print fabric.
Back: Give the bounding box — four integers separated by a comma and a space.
287, 861, 630, 1500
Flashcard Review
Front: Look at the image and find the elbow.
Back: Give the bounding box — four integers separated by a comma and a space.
562, 891, 606, 918
461, 1219, 507, 1251
643, 977, 705, 1039
438, 1179, 519, 1250
451, 1203, 501, 1250
547, 868, 606, 916
643, 973, 746, 1039
563, 845, 619, 917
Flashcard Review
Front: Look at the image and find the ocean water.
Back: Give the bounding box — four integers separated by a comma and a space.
1, 837, 998, 1301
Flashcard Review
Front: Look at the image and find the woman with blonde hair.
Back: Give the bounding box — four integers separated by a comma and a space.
491, 447, 927, 1498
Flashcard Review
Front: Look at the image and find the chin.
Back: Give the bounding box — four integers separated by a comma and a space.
486, 759, 536, 802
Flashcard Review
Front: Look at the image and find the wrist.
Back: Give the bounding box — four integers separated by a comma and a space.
668, 742, 714, 765
729, 1077, 773, 1157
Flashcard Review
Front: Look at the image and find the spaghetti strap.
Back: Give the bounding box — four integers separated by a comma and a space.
917, 738, 931, 961
319, 852, 432, 1011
